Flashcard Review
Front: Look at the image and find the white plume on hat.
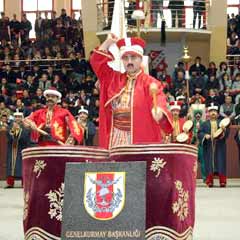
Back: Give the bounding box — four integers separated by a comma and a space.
208, 102, 218, 111
78, 106, 88, 115
13, 109, 23, 117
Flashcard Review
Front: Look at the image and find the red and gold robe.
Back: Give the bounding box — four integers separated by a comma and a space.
90, 49, 173, 149
27, 105, 83, 146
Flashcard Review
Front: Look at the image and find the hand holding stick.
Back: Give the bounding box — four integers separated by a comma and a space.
23, 118, 48, 136
149, 82, 158, 114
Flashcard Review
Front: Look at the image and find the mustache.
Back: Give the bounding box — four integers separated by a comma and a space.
47, 99, 54, 103
127, 64, 134, 68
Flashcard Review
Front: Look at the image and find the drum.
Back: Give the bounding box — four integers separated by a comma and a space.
176, 132, 189, 143
183, 120, 193, 132
213, 128, 223, 139
220, 117, 231, 128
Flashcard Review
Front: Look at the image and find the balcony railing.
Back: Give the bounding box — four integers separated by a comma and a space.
97, 0, 210, 32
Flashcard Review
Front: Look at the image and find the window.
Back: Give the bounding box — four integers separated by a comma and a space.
71, 0, 82, 20
22, 0, 53, 38
0, 0, 4, 12
227, 0, 240, 16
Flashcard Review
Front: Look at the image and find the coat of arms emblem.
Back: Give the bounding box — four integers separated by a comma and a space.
84, 172, 125, 220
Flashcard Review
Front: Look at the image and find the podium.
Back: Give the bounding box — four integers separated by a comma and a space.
22, 144, 197, 240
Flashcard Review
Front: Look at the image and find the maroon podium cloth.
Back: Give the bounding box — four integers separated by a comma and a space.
22, 144, 197, 240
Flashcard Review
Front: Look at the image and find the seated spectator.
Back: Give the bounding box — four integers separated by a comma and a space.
2, 64, 17, 88
219, 95, 236, 121
216, 61, 231, 81
52, 74, 64, 93
227, 31, 239, 55
205, 74, 220, 95
38, 73, 52, 91
205, 89, 220, 107
232, 62, 240, 79
33, 88, 46, 105
206, 61, 217, 77
219, 73, 232, 92
22, 75, 37, 96
0, 101, 11, 118
22, 89, 31, 107
189, 56, 206, 77
171, 69, 186, 96
231, 73, 240, 103
190, 89, 205, 105
190, 71, 206, 96
172, 61, 185, 82
0, 77, 10, 96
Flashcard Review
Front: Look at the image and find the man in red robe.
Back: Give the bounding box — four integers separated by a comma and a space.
25, 87, 83, 146
90, 34, 172, 149
169, 101, 186, 143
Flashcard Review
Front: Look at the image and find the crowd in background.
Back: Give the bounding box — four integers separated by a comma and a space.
0, 4, 240, 147
227, 12, 240, 55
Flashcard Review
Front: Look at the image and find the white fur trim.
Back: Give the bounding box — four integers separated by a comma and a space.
43, 89, 62, 99
120, 45, 144, 57
170, 105, 181, 111
208, 106, 218, 111
13, 112, 23, 116
78, 109, 89, 115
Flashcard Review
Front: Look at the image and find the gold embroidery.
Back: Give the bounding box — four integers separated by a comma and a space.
72, 120, 81, 135
150, 157, 166, 178
193, 160, 198, 179
45, 183, 64, 222
53, 121, 64, 140
172, 180, 189, 221
23, 192, 29, 221
33, 160, 47, 178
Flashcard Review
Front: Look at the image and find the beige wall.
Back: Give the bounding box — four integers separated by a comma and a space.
81, 0, 100, 58
54, 0, 71, 16
208, 0, 228, 65
188, 40, 210, 67
5, 0, 21, 19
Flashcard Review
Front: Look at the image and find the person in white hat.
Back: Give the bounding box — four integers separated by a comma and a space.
77, 106, 96, 146
24, 87, 83, 146
90, 33, 172, 149
168, 101, 189, 143
198, 103, 230, 187
5, 110, 30, 188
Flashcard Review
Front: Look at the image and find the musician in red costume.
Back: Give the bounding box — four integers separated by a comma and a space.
25, 87, 83, 146
90, 34, 173, 149
169, 101, 190, 143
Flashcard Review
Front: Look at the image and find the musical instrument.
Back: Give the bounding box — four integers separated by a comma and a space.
183, 120, 193, 133
176, 132, 189, 143
219, 117, 231, 129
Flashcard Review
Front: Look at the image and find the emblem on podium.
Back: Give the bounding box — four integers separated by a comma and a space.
84, 172, 126, 220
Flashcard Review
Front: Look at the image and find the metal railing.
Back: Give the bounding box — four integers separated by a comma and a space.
226, 54, 240, 69
97, 0, 210, 32
0, 58, 73, 71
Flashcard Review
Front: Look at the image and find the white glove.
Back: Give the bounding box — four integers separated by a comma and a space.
152, 107, 163, 123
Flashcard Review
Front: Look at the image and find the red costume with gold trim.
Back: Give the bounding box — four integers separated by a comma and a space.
90, 49, 173, 149
27, 105, 83, 146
